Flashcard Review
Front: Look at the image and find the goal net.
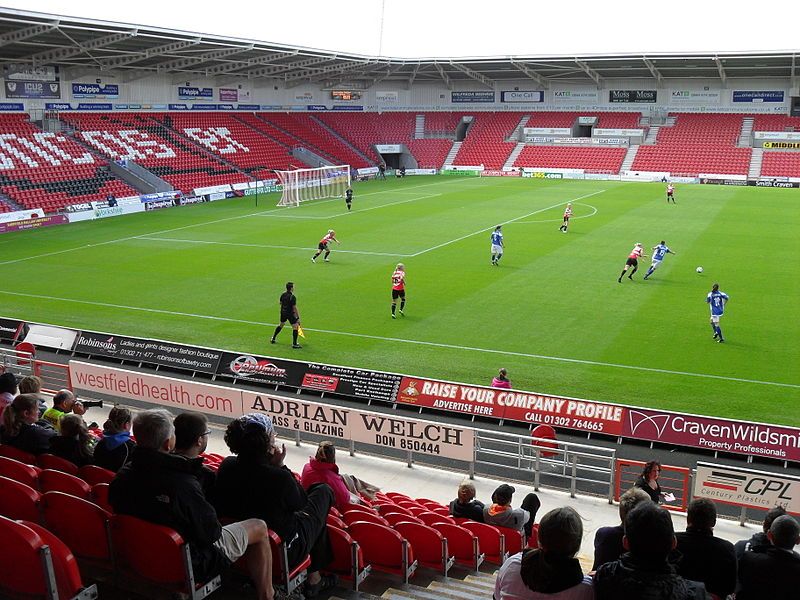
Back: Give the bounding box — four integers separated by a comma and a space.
275, 165, 351, 207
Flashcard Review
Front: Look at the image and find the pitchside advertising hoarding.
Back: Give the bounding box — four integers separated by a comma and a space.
694, 462, 800, 514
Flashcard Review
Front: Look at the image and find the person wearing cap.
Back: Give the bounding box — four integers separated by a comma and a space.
214, 413, 337, 599
110, 409, 279, 600
618, 242, 647, 283
484, 484, 541, 536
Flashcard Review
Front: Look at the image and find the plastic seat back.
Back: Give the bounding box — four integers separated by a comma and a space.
0, 455, 41, 488
0, 443, 37, 465
43, 491, 112, 562
38, 453, 80, 476
418, 511, 454, 526
462, 521, 506, 564
343, 510, 388, 527
326, 513, 347, 530
111, 514, 187, 587
496, 525, 525, 556
375, 503, 413, 516
431, 522, 484, 571
0, 475, 41, 522
325, 524, 370, 591
91, 483, 113, 513
79, 464, 116, 486
341, 503, 377, 515
22, 520, 88, 600
348, 521, 416, 583
40, 469, 92, 500
383, 512, 423, 527
395, 521, 452, 575
0, 515, 46, 597
268, 530, 310, 594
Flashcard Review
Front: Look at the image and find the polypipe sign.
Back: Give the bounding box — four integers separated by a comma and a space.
396, 377, 625, 435
623, 408, 800, 462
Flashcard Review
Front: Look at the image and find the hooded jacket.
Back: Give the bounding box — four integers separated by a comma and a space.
93, 430, 135, 472
0, 420, 56, 455
300, 458, 351, 509
593, 553, 709, 600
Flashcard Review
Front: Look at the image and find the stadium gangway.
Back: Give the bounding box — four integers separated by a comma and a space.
472, 429, 617, 503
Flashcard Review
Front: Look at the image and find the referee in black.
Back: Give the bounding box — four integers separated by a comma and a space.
345, 186, 353, 211
270, 281, 302, 348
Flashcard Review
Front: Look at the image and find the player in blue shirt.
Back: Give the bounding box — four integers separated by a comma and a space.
643, 241, 676, 280
490, 225, 504, 266
706, 283, 729, 343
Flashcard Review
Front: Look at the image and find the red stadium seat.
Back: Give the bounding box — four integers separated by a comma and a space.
375, 502, 413, 516
461, 521, 507, 564
39, 469, 92, 500
0, 455, 42, 488
0, 516, 97, 600
343, 510, 388, 527
0, 443, 38, 465
383, 512, 424, 526
418, 511, 455, 526
395, 521, 455, 576
78, 464, 116, 486
496, 525, 525, 556
91, 483, 113, 514
42, 491, 113, 569
38, 453, 80, 476
110, 514, 221, 599
348, 521, 417, 583
430, 522, 484, 571
324, 525, 371, 591
269, 530, 311, 595
326, 513, 347, 530
531, 424, 559, 459
0, 475, 41, 522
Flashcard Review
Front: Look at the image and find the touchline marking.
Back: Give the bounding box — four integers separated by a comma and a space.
410, 191, 606, 257
137, 237, 410, 257
1, 289, 797, 391
515, 202, 598, 224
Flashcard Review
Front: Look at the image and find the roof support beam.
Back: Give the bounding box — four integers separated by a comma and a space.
0, 23, 58, 48
510, 59, 548, 88
449, 61, 494, 89
642, 57, 663, 85
714, 56, 727, 84
299, 61, 373, 82
434, 62, 452, 89
155, 45, 253, 72
246, 55, 333, 78
407, 63, 421, 89
97, 38, 202, 69
575, 59, 602, 85
29, 30, 138, 66
205, 51, 295, 76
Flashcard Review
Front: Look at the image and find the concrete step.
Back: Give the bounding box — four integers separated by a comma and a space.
428, 578, 495, 595
382, 583, 473, 600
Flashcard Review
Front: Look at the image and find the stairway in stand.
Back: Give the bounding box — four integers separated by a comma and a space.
328, 570, 497, 600
643, 126, 660, 144
442, 141, 462, 167
620, 145, 640, 171
502, 142, 526, 170
414, 115, 425, 139
748, 147, 764, 178
738, 117, 754, 147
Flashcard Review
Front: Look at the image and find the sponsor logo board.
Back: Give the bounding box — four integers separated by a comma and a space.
480, 170, 521, 177
451, 91, 495, 103
72, 83, 119, 98
694, 462, 800, 514
670, 90, 721, 103
178, 86, 213, 99
4, 80, 60, 99
501, 91, 544, 103
0, 215, 68, 234
219, 88, 238, 102
609, 90, 657, 103
733, 90, 784, 103
763, 141, 800, 149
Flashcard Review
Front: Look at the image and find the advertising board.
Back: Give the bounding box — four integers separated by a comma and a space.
609, 90, 657, 103
0, 215, 68, 234
72, 83, 119, 98
178, 86, 213, 99
5, 80, 60, 99
733, 91, 784, 103
694, 462, 800, 514
451, 91, 495, 103
501, 91, 544, 103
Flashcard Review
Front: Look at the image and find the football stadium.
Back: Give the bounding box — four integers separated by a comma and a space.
0, 3, 798, 599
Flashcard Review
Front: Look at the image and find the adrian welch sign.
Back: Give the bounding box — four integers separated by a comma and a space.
694, 462, 800, 515
243, 391, 474, 462
624, 408, 800, 462
395, 377, 624, 435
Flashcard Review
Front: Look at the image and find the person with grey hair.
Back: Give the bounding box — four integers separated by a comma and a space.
214, 413, 337, 599
41, 389, 85, 433
736, 514, 800, 600
110, 409, 280, 600
449, 479, 485, 522
494, 506, 593, 599
593, 487, 652, 569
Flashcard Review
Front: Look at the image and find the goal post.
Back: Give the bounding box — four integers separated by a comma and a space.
275, 165, 351, 207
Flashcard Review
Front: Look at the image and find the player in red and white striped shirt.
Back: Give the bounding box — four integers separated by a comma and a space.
390, 263, 406, 319
618, 243, 647, 283
559, 203, 573, 233
311, 229, 340, 263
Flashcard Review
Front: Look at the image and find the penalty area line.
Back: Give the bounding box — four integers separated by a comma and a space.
0, 289, 797, 391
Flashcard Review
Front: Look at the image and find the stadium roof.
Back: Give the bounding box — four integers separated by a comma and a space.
1, 8, 798, 89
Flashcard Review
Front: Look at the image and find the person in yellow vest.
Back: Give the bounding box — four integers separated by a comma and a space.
41, 390, 85, 433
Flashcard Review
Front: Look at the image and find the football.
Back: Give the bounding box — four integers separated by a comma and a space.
696, 266, 704, 273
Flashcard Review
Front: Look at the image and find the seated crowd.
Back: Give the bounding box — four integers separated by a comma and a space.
0, 379, 798, 600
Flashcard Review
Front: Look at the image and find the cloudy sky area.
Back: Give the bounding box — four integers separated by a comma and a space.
4, 0, 799, 58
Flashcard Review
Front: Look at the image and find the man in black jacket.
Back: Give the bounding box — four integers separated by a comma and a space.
734, 505, 786, 559
592, 487, 651, 570
674, 498, 736, 599
109, 409, 278, 600
737, 514, 800, 600
594, 502, 709, 600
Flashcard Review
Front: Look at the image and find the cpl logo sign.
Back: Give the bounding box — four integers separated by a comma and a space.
743, 477, 793, 500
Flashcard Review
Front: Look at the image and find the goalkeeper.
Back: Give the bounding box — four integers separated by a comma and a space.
345, 187, 353, 211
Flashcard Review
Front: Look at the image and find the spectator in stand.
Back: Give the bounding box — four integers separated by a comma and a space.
674, 498, 736, 599
492, 368, 512, 389
0, 393, 56, 455
494, 506, 593, 600
17, 375, 48, 417
0, 372, 17, 419
736, 514, 800, 600
173, 412, 216, 499
593, 502, 708, 600
214, 414, 337, 598
301, 441, 358, 510
449, 479, 485, 522
41, 389, 85, 432
634, 461, 673, 504
109, 409, 278, 600
49, 414, 96, 467
93, 406, 136, 472
734, 506, 787, 559
484, 484, 541, 537
592, 487, 651, 570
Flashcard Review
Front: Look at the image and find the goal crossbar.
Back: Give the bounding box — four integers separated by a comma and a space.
275, 165, 351, 207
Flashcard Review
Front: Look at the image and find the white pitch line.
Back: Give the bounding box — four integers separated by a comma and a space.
253, 193, 442, 220
137, 237, 410, 257
515, 202, 599, 224
1, 289, 797, 391
410, 191, 606, 257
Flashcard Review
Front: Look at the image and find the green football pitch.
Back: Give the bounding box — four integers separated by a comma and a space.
1, 176, 798, 426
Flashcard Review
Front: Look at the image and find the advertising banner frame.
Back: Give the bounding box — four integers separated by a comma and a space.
694, 461, 800, 515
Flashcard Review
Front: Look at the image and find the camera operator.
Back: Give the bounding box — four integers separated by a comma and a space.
42, 390, 87, 433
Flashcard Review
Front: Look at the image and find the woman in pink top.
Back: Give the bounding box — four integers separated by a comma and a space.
300, 441, 358, 510
492, 368, 512, 389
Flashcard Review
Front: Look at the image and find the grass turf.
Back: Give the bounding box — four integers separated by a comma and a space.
1, 175, 798, 426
